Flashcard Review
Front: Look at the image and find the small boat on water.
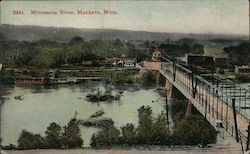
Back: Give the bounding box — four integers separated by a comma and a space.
90, 110, 105, 118
14, 95, 23, 100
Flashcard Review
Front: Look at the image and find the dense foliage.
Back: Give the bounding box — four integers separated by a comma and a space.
44, 122, 62, 149
90, 106, 216, 149
224, 42, 250, 65
16, 118, 83, 150
0, 36, 151, 68
12, 105, 217, 150
0, 35, 206, 68
61, 118, 83, 148
17, 130, 44, 150
136, 106, 155, 144
142, 71, 157, 87
90, 106, 171, 148
120, 124, 137, 146
174, 115, 217, 147
90, 125, 120, 148
158, 38, 204, 57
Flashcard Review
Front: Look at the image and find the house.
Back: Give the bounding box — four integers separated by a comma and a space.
48, 69, 57, 79
105, 58, 136, 67
185, 54, 215, 69
235, 65, 250, 74
117, 59, 124, 67
214, 55, 229, 69
214, 57, 229, 68
152, 49, 165, 61
105, 58, 119, 67
213, 55, 229, 74
123, 58, 136, 67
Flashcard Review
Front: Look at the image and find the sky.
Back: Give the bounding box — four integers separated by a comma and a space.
0, 0, 249, 35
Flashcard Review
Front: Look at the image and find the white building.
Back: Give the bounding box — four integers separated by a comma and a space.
123, 58, 136, 67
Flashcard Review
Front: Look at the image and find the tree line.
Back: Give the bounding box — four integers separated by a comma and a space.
16, 118, 83, 150
0, 35, 205, 69
0, 36, 151, 68
2, 105, 216, 150
223, 42, 250, 65
90, 106, 216, 149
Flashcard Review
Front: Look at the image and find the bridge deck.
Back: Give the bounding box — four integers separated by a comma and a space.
160, 61, 249, 146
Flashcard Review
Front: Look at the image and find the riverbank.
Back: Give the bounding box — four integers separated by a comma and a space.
0, 67, 140, 85
3, 143, 244, 154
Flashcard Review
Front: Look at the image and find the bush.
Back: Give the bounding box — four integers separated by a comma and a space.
90, 126, 120, 148
17, 130, 44, 150
120, 123, 136, 146
136, 106, 170, 145
151, 112, 171, 145
174, 115, 217, 147
17, 119, 83, 150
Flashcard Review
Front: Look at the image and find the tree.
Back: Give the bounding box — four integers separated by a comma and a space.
70, 36, 83, 43
151, 112, 171, 145
174, 115, 216, 147
89, 119, 120, 148
113, 39, 122, 47
177, 38, 195, 46
90, 126, 120, 148
0, 33, 4, 40
17, 130, 44, 150
44, 122, 62, 149
224, 42, 250, 65
142, 71, 156, 87
191, 44, 204, 54
104, 126, 120, 147
136, 105, 154, 144
61, 118, 83, 148
120, 123, 136, 146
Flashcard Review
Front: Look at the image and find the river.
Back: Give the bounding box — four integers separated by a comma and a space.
0, 81, 167, 147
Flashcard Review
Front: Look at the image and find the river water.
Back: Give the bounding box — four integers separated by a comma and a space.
0, 81, 166, 147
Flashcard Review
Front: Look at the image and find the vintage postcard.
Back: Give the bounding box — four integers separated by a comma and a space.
0, 0, 249, 154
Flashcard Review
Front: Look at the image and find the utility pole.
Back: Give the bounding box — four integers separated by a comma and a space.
173, 58, 176, 82
205, 99, 208, 119
232, 98, 239, 142
246, 122, 250, 151
165, 89, 169, 125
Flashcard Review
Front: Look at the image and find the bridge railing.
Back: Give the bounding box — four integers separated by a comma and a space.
161, 60, 249, 142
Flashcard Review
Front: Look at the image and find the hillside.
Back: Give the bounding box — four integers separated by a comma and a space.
0, 24, 248, 42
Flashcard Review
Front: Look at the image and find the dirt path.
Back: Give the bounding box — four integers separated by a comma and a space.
2, 143, 247, 154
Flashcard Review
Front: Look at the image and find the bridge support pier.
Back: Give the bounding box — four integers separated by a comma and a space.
186, 101, 192, 117
165, 79, 173, 99
157, 71, 166, 86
